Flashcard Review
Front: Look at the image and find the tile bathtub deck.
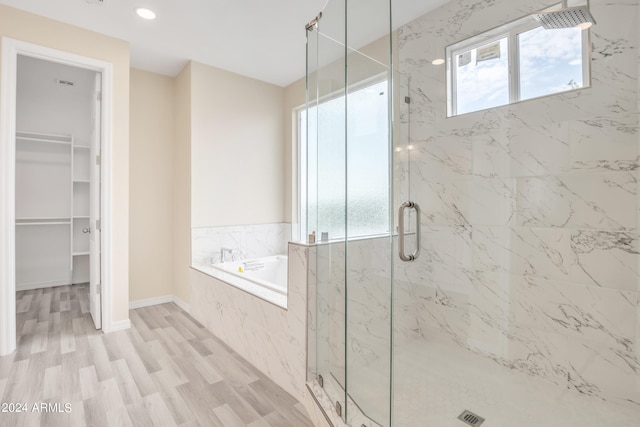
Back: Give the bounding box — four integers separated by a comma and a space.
0, 284, 313, 427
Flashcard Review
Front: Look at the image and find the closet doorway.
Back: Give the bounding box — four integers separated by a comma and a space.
15, 56, 102, 328
0, 39, 115, 355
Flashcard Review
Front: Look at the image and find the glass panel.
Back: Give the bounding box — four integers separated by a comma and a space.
307, 0, 348, 423
454, 37, 509, 115
347, 79, 390, 238
394, 1, 640, 426
305, 0, 395, 425
518, 25, 584, 100
345, 0, 393, 425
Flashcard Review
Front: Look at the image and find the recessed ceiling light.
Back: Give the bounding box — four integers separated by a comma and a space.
431, 58, 445, 66
135, 8, 156, 20
576, 21, 593, 30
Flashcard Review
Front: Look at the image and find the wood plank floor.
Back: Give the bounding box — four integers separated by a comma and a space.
0, 284, 314, 427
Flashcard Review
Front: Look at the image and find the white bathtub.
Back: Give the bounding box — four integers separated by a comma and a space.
192, 255, 289, 308
212, 255, 288, 295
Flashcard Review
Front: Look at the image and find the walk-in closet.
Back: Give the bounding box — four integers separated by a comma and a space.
15, 56, 98, 293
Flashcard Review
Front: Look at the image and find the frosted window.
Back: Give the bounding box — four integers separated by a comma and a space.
346, 80, 390, 237
302, 80, 390, 239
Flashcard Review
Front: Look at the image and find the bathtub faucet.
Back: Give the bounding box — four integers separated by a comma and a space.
220, 247, 242, 263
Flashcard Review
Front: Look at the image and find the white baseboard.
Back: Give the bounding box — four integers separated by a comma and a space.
129, 295, 174, 309
107, 319, 131, 333
172, 295, 190, 312
16, 280, 70, 291
129, 294, 190, 313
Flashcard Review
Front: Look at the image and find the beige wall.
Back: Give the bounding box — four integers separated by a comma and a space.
283, 78, 305, 225
172, 63, 192, 303
0, 4, 131, 325
129, 69, 174, 301
190, 61, 285, 228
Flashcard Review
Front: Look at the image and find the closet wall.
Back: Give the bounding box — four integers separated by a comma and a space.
15, 56, 96, 290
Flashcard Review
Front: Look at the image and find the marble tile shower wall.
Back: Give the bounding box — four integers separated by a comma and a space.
310, 238, 393, 421
191, 223, 291, 265
395, 0, 640, 405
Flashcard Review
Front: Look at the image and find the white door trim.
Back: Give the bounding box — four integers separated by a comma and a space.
0, 38, 116, 355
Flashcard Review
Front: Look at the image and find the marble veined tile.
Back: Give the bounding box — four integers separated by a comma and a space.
191, 223, 291, 264
510, 227, 574, 282
568, 114, 639, 170
563, 339, 640, 404
510, 275, 638, 351
509, 227, 640, 291
506, 119, 571, 177
415, 225, 473, 291
516, 173, 638, 230
393, 0, 640, 412
412, 136, 472, 180
471, 130, 512, 178
414, 177, 516, 227
570, 230, 640, 291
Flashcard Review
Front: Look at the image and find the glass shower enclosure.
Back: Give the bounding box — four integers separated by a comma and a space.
305, 0, 399, 424
305, 0, 640, 426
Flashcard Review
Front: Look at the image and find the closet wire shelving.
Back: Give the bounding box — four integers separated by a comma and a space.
15, 131, 91, 289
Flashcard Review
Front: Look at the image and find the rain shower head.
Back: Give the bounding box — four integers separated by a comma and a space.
533, 4, 596, 29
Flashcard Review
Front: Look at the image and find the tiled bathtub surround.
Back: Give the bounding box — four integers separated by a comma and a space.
190, 243, 332, 426
394, 0, 640, 413
191, 223, 291, 265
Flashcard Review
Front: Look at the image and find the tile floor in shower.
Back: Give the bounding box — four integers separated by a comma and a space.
322, 340, 639, 427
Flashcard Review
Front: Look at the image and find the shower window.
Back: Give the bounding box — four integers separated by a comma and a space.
518, 25, 586, 100
447, 9, 590, 116
299, 79, 390, 240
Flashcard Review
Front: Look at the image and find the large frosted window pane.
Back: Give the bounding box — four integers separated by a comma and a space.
347, 80, 389, 237
306, 95, 346, 239
303, 80, 389, 239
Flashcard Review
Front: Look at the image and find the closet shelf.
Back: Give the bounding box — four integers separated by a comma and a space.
16, 218, 71, 226
72, 252, 89, 257
16, 132, 72, 146
73, 179, 90, 183
16, 217, 71, 222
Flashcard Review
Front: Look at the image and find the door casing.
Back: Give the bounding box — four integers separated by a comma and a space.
0, 38, 116, 355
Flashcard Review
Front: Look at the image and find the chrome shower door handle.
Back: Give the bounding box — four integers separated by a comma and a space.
398, 201, 421, 262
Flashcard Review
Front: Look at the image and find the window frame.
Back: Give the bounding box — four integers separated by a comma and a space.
446, 17, 591, 117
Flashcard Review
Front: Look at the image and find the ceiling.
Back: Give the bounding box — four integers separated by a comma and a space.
0, 0, 445, 87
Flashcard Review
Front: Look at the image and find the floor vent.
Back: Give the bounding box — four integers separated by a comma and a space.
457, 410, 485, 426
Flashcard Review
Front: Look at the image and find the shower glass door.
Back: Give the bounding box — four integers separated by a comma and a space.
391, 0, 640, 426
309, 0, 640, 426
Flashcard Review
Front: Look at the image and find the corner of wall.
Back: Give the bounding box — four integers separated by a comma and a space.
172, 62, 192, 305
129, 68, 176, 302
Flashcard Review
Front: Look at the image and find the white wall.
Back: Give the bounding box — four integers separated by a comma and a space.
16, 56, 95, 145
190, 61, 285, 228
